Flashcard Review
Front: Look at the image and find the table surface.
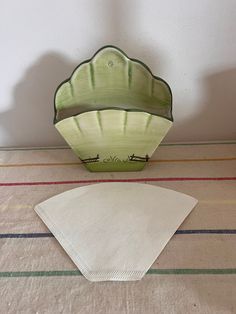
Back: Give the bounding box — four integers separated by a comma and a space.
0, 142, 236, 314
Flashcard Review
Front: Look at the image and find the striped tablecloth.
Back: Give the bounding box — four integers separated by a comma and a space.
0, 142, 236, 314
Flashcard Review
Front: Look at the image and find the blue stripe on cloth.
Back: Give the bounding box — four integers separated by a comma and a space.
1, 230, 236, 238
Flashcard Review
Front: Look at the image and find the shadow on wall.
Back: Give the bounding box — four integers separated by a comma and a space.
0, 53, 78, 147
0, 0, 168, 147
166, 68, 236, 142
0, 48, 166, 148
1, 54, 236, 147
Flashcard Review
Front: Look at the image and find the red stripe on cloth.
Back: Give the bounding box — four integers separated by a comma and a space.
0, 177, 235, 186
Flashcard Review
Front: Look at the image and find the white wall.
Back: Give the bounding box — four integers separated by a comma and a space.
0, 0, 236, 147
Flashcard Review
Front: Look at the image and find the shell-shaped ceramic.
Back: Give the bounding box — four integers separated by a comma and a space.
54, 46, 173, 172
54, 46, 172, 123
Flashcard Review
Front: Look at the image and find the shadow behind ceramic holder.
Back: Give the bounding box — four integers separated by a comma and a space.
54, 46, 173, 172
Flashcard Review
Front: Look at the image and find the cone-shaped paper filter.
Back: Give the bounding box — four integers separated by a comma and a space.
35, 183, 197, 281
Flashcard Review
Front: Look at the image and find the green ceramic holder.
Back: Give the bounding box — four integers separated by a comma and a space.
54, 46, 173, 172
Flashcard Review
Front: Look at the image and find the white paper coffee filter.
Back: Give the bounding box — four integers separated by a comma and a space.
35, 183, 198, 281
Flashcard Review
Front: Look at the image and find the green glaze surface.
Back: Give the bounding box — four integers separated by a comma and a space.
54, 46, 173, 172
55, 109, 172, 172
54, 46, 172, 123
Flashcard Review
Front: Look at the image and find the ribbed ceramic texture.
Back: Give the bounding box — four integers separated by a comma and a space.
55, 109, 172, 172
54, 46, 173, 172
54, 46, 172, 122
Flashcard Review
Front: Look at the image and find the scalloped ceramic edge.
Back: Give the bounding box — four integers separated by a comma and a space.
55, 109, 172, 172
54, 45, 173, 123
